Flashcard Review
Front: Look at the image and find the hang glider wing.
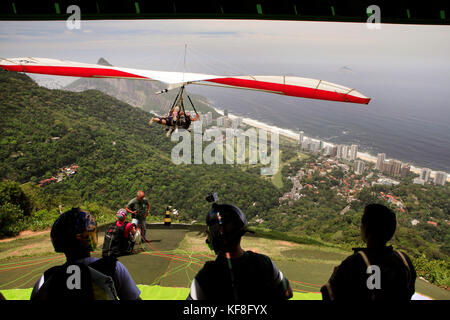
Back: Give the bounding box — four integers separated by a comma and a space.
0, 57, 370, 104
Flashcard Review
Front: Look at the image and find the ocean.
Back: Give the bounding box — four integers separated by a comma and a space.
188, 70, 450, 173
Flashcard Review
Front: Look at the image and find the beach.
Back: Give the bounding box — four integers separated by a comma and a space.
216, 108, 450, 182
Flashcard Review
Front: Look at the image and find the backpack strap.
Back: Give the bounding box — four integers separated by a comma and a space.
394, 250, 412, 294
358, 251, 376, 301
394, 250, 410, 271
358, 251, 371, 269
323, 282, 335, 301
88, 266, 118, 300
89, 257, 117, 281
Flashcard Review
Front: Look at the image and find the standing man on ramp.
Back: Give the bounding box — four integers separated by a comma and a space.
126, 190, 150, 243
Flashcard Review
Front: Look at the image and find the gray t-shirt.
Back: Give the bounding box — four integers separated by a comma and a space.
127, 197, 149, 219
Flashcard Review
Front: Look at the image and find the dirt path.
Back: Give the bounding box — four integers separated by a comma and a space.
0, 230, 51, 243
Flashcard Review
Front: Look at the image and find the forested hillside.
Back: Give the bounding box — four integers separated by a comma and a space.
64, 58, 218, 116
0, 70, 280, 225
1, 70, 448, 287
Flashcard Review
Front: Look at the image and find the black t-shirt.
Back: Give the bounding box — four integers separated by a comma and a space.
322, 246, 416, 301
188, 251, 290, 301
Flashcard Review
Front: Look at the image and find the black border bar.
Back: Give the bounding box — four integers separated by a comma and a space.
0, 1, 449, 25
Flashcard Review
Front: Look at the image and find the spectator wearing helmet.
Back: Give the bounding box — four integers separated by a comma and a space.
187, 203, 293, 301
102, 209, 140, 258
321, 204, 416, 301
30, 208, 141, 300
116, 208, 139, 247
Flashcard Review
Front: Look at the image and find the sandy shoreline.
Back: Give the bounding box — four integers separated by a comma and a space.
215, 108, 449, 182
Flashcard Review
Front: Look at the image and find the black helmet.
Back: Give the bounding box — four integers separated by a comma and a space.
51, 208, 98, 253
206, 203, 248, 253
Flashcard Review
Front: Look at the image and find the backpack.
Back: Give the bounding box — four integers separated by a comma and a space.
31, 258, 118, 300
358, 250, 414, 301
322, 249, 414, 301
196, 251, 287, 301
102, 222, 130, 258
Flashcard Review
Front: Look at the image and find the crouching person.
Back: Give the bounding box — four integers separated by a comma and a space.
188, 203, 293, 301
103, 209, 141, 258
30, 207, 141, 300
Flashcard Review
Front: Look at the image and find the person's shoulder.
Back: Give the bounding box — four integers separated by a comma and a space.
127, 198, 138, 206
393, 249, 416, 270
112, 260, 133, 280
195, 260, 217, 283
394, 248, 412, 260
244, 251, 276, 270
81, 256, 100, 265
125, 222, 134, 229
115, 260, 128, 271
199, 260, 216, 271
343, 251, 361, 262
246, 250, 272, 263
341, 250, 364, 266
331, 251, 362, 275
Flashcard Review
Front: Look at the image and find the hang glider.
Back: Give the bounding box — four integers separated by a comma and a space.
0, 57, 371, 104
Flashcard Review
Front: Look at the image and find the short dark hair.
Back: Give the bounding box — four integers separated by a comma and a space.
362, 204, 396, 244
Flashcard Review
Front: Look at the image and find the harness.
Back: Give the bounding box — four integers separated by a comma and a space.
323, 249, 412, 301
196, 251, 284, 301
358, 250, 412, 301
102, 222, 131, 258
31, 258, 118, 300
167, 86, 200, 130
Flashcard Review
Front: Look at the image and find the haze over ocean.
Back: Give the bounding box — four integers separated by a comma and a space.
189, 62, 450, 173
1, 20, 448, 172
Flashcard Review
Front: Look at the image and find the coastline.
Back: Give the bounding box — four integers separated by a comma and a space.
212, 107, 450, 182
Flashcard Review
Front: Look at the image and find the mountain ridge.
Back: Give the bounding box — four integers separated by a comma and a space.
64, 58, 219, 117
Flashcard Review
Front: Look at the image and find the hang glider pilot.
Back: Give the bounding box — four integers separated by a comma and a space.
149, 101, 198, 136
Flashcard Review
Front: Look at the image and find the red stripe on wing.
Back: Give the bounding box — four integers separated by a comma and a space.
1, 65, 148, 79
206, 77, 370, 104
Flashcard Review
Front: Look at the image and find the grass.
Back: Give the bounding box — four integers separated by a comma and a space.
0, 224, 449, 300
0, 232, 54, 261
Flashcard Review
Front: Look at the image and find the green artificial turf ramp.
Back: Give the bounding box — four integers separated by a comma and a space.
138, 285, 190, 300
0, 286, 320, 300
1, 288, 32, 300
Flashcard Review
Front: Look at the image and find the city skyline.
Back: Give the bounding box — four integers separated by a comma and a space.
1, 20, 448, 176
